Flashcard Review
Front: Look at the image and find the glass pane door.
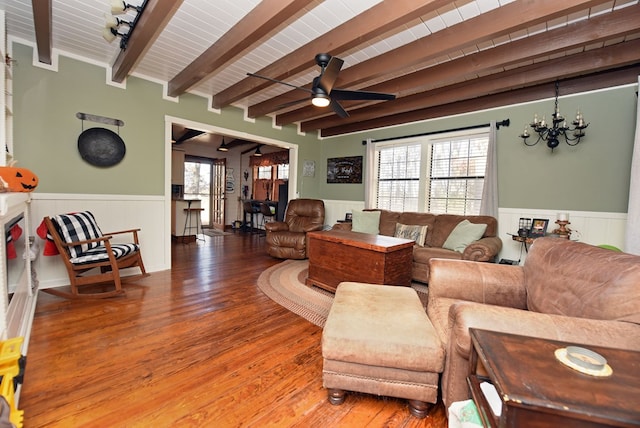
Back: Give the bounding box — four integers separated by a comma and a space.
211, 159, 226, 230
184, 160, 211, 227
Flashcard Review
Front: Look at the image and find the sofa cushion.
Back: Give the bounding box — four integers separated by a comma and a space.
376, 209, 401, 236
525, 238, 640, 324
352, 210, 381, 234
429, 215, 496, 247
394, 223, 428, 246
442, 220, 487, 253
413, 246, 462, 263
324, 282, 444, 372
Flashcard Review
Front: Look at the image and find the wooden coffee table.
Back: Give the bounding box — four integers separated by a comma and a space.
305, 230, 414, 293
467, 328, 640, 427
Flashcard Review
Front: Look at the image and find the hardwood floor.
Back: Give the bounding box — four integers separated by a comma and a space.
19, 232, 447, 427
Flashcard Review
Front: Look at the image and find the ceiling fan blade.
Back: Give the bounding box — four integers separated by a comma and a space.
317, 56, 344, 94
247, 73, 313, 94
330, 89, 396, 102
329, 99, 349, 118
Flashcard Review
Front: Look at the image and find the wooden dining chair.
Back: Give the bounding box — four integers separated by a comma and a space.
43, 211, 148, 299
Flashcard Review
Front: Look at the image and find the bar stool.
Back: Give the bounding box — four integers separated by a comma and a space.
242, 201, 259, 234
183, 201, 205, 243
259, 202, 276, 234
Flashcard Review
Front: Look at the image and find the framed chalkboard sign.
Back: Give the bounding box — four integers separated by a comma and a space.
327, 156, 363, 183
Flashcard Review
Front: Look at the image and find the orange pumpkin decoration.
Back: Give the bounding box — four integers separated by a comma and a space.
0, 161, 38, 192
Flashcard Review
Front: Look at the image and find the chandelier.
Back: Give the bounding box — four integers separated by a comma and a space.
520, 81, 589, 151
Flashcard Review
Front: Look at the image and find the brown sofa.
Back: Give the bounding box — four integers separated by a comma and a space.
427, 237, 640, 409
265, 199, 325, 259
334, 210, 502, 283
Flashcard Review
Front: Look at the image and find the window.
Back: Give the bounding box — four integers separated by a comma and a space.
257, 166, 272, 180
250, 150, 289, 201
377, 144, 421, 212
277, 164, 289, 180
372, 129, 489, 215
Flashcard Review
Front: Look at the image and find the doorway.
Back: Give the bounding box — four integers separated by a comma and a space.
165, 116, 299, 261
184, 157, 226, 229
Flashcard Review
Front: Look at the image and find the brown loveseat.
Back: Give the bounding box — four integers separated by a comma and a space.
334, 210, 501, 283
427, 238, 640, 409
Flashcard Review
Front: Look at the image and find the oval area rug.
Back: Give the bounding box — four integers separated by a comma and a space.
257, 259, 429, 327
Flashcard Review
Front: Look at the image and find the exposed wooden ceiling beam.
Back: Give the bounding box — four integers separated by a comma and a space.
212, 0, 454, 109
31, 0, 52, 64
300, 14, 640, 132
320, 63, 640, 137
280, 3, 640, 127
306, 40, 640, 133
249, 0, 613, 120
111, 0, 184, 83
167, 0, 316, 98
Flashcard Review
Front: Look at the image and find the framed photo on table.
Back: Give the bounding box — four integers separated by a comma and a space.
529, 218, 549, 237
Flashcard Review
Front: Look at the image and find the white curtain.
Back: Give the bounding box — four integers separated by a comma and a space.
364, 138, 375, 209
625, 76, 640, 254
480, 121, 498, 217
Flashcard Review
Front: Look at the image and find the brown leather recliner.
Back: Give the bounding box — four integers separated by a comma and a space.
265, 199, 325, 259
426, 237, 640, 409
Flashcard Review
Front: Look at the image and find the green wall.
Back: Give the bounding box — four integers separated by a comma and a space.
12, 42, 638, 212
319, 85, 638, 213
12, 43, 321, 196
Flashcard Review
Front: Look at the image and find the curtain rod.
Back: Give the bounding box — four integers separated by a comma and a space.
362, 118, 510, 145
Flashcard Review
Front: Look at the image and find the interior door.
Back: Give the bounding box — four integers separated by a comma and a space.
184, 159, 211, 228
211, 158, 226, 230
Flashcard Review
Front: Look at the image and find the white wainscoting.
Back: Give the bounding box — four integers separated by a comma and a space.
323, 200, 627, 265
322, 199, 365, 226
498, 208, 627, 264
30, 193, 169, 290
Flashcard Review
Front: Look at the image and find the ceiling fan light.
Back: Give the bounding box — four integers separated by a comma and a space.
254, 146, 262, 156
312, 94, 330, 107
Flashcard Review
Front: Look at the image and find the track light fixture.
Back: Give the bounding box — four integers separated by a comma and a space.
103, 0, 148, 50
111, 0, 144, 14
217, 138, 229, 152
520, 81, 589, 151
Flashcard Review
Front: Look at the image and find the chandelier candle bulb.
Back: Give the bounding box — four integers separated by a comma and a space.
520, 81, 589, 151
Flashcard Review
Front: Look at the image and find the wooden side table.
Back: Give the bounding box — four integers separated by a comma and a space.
467, 329, 640, 427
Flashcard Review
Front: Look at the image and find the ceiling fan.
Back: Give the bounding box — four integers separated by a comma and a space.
247, 53, 396, 118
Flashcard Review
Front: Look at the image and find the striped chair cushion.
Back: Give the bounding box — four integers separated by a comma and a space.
53, 212, 103, 258
70, 243, 139, 265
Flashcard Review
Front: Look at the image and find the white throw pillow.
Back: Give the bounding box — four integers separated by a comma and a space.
442, 220, 487, 253
351, 210, 381, 234
394, 223, 428, 246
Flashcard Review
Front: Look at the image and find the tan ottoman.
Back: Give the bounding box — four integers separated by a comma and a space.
321, 282, 445, 418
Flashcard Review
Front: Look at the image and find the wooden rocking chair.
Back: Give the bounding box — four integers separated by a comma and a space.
43, 211, 148, 299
